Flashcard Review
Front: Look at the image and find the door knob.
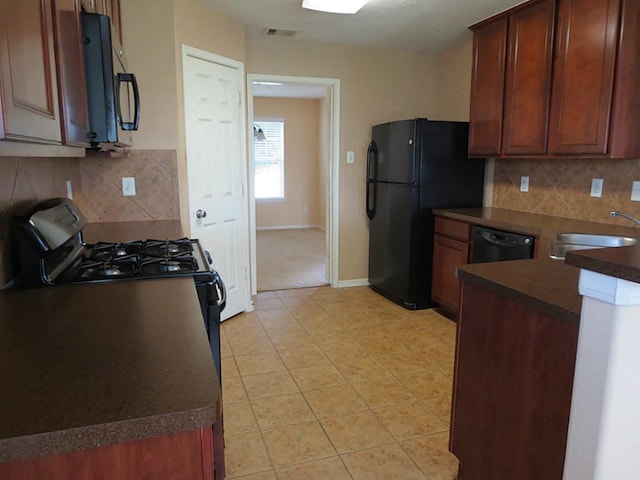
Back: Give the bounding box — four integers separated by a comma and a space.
196, 209, 207, 219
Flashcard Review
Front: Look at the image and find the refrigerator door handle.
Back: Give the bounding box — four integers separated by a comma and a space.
366, 141, 377, 220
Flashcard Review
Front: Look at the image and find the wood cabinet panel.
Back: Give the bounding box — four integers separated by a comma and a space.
0, 428, 215, 480
450, 281, 578, 480
468, 17, 507, 157
607, 0, 640, 158
0, 0, 61, 143
52, 0, 90, 146
432, 235, 468, 315
434, 216, 471, 242
548, 0, 620, 155
502, 0, 555, 155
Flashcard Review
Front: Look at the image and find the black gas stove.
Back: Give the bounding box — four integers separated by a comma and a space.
10, 198, 225, 389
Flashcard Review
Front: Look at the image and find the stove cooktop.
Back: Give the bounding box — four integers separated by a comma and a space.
67, 238, 211, 283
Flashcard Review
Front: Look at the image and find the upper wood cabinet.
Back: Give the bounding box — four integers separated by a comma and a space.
469, 0, 640, 159
52, 0, 90, 147
502, 0, 555, 156
0, 0, 62, 144
0, 0, 93, 148
468, 17, 507, 157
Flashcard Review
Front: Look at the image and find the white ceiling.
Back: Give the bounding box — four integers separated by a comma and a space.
204, 0, 525, 53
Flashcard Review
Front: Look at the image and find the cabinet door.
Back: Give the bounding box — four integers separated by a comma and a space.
502, 0, 555, 155
432, 234, 469, 315
548, 0, 620, 155
52, 0, 90, 146
468, 17, 507, 157
451, 282, 578, 480
0, 0, 62, 144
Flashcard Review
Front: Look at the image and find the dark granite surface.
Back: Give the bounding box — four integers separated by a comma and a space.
432, 208, 606, 322
0, 221, 221, 462
565, 244, 640, 283
434, 208, 639, 257
0, 278, 220, 462
457, 258, 582, 325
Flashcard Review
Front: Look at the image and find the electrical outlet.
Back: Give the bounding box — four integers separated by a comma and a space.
346, 151, 355, 164
122, 177, 136, 196
590, 178, 603, 198
66, 180, 73, 200
632, 181, 640, 202
520, 176, 529, 192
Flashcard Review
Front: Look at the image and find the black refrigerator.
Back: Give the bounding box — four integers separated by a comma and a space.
366, 118, 485, 309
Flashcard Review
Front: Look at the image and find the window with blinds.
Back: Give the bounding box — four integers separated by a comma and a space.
253, 120, 285, 200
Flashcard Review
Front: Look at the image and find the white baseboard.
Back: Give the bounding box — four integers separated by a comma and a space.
257, 225, 325, 231
337, 278, 369, 288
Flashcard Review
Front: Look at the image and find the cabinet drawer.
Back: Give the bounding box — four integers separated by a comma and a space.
435, 216, 471, 241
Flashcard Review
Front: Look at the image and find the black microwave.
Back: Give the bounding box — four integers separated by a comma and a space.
81, 12, 140, 149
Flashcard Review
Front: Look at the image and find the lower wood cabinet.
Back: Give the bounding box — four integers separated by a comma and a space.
0, 426, 220, 480
432, 216, 472, 317
432, 235, 468, 315
450, 281, 578, 480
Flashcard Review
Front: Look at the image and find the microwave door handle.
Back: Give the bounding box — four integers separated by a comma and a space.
116, 73, 141, 131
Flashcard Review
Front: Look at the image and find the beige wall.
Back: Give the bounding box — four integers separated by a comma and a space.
120, 0, 246, 230
254, 97, 323, 229
247, 37, 439, 281
435, 39, 473, 121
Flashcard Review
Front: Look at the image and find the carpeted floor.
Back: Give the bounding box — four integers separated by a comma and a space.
257, 228, 328, 291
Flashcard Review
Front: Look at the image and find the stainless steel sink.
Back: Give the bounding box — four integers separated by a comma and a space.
556, 233, 639, 247
549, 233, 639, 260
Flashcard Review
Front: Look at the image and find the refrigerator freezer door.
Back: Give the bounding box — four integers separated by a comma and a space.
418, 121, 485, 208
368, 182, 434, 308
372, 119, 420, 184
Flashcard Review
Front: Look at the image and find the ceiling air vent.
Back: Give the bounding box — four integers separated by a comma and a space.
264, 28, 299, 37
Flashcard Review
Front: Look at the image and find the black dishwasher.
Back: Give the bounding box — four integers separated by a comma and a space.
471, 226, 535, 263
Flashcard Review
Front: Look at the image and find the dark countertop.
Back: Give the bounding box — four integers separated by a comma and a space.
457, 258, 582, 325
434, 208, 623, 323
434, 208, 639, 257
565, 244, 640, 284
0, 279, 221, 462
0, 220, 221, 463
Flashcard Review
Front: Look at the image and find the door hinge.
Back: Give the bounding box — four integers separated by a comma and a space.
241, 182, 245, 197
238, 89, 242, 106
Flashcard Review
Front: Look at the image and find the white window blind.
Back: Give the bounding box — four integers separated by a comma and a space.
254, 120, 284, 200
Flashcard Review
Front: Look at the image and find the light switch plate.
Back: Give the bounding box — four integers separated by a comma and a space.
520, 176, 529, 192
66, 180, 73, 200
346, 151, 355, 164
632, 181, 640, 202
122, 177, 136, 196
591, 178, 604, 198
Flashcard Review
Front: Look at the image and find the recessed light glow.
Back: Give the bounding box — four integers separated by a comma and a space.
253, 81, 285, 86
302, 0, 369, 14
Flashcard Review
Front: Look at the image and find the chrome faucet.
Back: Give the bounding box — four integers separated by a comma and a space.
610, 211, 640, 227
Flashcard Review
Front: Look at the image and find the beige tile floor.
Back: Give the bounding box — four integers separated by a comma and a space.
221, 286, 459, 480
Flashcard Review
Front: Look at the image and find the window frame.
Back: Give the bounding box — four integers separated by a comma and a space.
253, 117, 286, 202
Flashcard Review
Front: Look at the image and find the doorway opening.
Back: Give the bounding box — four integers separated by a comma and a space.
247, 75, 340, 293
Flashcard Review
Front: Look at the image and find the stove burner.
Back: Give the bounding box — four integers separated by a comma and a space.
143, 238, 193, 258
75, 260, 135, 280
139, 252, 198, 275
104, 265, 124, 276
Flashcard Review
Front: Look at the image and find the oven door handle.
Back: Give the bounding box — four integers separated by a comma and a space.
212, 270, 226, 312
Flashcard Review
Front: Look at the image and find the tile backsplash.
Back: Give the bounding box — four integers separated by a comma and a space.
0, 149, 180, 286
77, 149, 180, 222
492, 157, 640, 226
0, 156, 82, 285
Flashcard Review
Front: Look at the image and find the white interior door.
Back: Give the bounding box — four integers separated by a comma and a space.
183, 47, 250, 321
